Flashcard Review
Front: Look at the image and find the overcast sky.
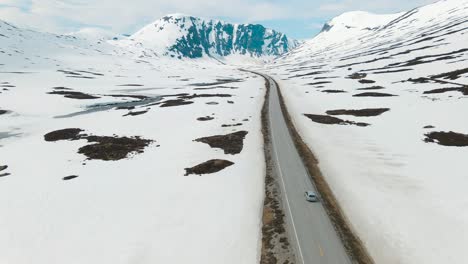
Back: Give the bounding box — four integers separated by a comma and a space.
0, 0, 437, 39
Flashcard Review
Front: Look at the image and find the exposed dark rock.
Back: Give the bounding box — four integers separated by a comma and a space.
115, 106, 135, 110
307, 81, 332, 85
116, 84, 144, 87
123, 110, 148, 116
430, 67, 468, 80
44, 128, 84, 142
0, 173, 10, 178
304, 114, 369, 127
0, 165, 7, 172
178, 93, 232, 99
304, 114, 346, 125
48, 90, 100, 99
197, 116, 214, 121
107, 94, 149, 100
326, 108, 390, 117
45, 129, 154, 160
160, 99, 194, 107
63, 175, 79, 181
424, 125, 435, 129
222, 123, 243, 127
195, 131, 248, 155
357, 86, 385, 90
184, 159, 234, 176
52, 86, 72, 90
423, 87, 468, 95
322, 90, 347, 93
424, 131, 468, 146
353, 92, 397, 97
78, 136, 153, 160
347, 72, 367, 79
358, 79, 376, 84
190, 79, 243, 87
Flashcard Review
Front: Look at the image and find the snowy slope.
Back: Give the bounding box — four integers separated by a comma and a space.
121, 14, 299, 59
263, 0, 468, 263
0, 19, 266, 264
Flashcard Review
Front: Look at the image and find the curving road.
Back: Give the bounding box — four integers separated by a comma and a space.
259, 72, 352, 264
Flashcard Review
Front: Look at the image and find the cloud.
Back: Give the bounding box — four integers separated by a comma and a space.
0, 0, 438, 36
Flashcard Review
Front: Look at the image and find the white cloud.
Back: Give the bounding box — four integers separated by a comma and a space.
0, 0, 439, 34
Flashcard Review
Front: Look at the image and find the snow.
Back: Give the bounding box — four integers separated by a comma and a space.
67, 27, 120, 41
325, 11, 403, 31
0, 18, 266, 264
262, 0, 468, 263
2, 0, 467, 262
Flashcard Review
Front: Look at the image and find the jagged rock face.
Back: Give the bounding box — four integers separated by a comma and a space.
131, 14, 299, 59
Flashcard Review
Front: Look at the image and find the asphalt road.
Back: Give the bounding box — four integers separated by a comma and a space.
263, 73, 352, 264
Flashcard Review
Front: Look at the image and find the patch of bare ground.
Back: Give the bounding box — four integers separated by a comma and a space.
322, 89, 347, 93
178, 93, 232, 99
107, 94, 149, 100
194, 86, 238, 90
44, 128, 83, 141
304, 114, 369, 127
353, 92, 397, 97
347, 72, 367, 79
195, 131, 248, 155
275, 79, 374, 264
116, 84, 144, 87
424, 125, 435, 129
189, 78, 243, 87
123, 110, 148, 117
423, 87, 468, 95
221, 123, 242, 127
307, 81, 332, 85
159, 99, 194, 107
326, 108, 390, 117
424, 131, 468, 146
48, 90, 100, 99
78, 136, 152, 160
63, 175, 78, 181
430, 67, 468, 80
184, 159, 234, 176
0, 165, 10, 178
358, 79, 376, 84
357, 86, 385, 90
0, 109, 8, 115
116, 106, 135, 110
197, 116, 214, 121
44, 128, 154, 160
372, 68, 413, 74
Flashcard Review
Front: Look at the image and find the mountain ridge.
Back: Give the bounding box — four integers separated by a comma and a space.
126, 14, 299, 59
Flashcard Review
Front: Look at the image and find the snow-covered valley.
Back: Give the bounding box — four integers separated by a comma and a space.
0, 19, 268, 264
1, 0, 468, 263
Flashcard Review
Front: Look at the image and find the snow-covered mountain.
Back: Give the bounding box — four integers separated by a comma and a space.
265, 0, 468, 263
124, 14, 299, 59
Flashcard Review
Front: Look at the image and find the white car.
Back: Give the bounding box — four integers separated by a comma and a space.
305, 191, 319, 202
